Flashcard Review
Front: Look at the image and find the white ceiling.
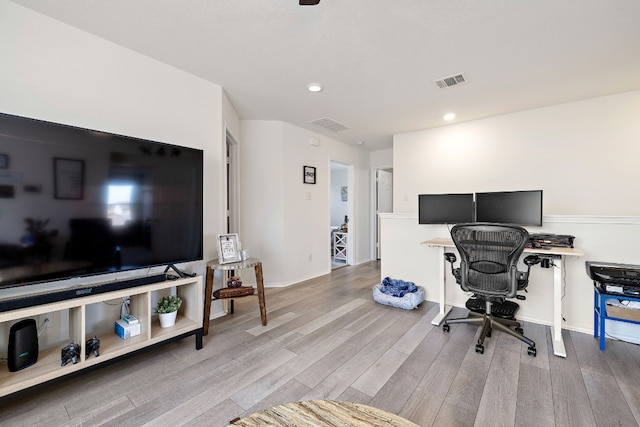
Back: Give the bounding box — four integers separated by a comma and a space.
12, 0, 640, 151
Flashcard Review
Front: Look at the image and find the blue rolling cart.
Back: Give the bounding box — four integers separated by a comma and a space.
594, 286, 640, 350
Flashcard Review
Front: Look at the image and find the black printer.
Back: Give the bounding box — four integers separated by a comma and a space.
586, 260, 640, 296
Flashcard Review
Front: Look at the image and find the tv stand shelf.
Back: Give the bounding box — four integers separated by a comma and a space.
0, 275, 203, 398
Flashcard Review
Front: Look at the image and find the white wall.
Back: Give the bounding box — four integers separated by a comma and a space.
0, 2, 235, 324
239, 120, 371, 287
393, 90, 640, 215
384, 90, 640, 336
370, 148, 393, 170
238, 121, 286, 286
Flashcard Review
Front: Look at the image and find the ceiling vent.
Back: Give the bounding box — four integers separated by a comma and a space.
433, 73, 468, 90
309, 117, 350, 132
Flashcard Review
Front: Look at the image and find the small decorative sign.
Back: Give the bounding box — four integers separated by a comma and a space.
217, 233, 242, 264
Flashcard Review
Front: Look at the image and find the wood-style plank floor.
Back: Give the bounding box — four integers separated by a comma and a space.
2, 261, 640, 426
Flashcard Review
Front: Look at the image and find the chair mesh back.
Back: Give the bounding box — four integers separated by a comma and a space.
451, 223, 529, 298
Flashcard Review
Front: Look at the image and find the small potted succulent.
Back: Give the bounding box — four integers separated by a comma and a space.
156, 295, 182, 328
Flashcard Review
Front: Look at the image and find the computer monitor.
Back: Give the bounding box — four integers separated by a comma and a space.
475, 190, 543, 226
418, 193, 474, 224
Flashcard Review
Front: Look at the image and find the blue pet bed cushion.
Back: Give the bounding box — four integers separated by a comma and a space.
373, 281, 425, 310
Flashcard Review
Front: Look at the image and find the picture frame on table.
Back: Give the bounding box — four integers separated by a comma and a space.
303, 165, 316, 184
217, 233, 242, 264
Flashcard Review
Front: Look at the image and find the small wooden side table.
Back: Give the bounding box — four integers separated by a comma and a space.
203, 257, 267, 336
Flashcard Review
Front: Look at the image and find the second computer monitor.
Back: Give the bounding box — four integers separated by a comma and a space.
475, 190, 543, 226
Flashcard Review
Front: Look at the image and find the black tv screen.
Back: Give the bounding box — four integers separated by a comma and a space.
0, 112, 203, 290
475, 190, 543, 226
418, 193, 474, 224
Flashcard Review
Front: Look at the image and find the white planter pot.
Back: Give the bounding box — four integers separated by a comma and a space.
159, 311, 177, 328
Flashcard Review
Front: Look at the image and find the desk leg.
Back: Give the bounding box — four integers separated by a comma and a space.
203, 266, 214, 336
255, 262, 267, 326
551, 256, 567, 357
431, 246, 452, 325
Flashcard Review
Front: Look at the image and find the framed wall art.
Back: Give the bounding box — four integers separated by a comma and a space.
303, 165, 316, 184
54, 157, 85, 200
217, 233, 242, 264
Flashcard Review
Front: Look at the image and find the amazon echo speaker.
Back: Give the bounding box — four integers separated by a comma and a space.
8, 318, 39, 372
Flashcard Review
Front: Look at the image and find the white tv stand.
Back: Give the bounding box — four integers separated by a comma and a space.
0, 275, 203, 398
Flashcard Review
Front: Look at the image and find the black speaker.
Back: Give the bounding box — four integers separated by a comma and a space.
8, 318, 39, 372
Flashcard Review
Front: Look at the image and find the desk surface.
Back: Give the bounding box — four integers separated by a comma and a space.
422, 237, 585, 257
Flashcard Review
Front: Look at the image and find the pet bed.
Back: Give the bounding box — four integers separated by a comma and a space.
373, 283, 425, 310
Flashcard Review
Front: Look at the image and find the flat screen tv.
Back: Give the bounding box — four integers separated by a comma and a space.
0, 112, 203, 291
418, 193, 474, 224
475, 190, 543, 226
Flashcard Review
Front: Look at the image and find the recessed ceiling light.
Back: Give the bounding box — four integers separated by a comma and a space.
443, 113, 456, 121
307, 83, 323, 92
356, 141, 365, 145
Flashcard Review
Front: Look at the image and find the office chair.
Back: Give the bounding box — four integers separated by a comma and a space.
442, 223, 541, 356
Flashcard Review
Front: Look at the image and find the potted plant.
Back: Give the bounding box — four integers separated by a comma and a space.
156, 295, 182, 328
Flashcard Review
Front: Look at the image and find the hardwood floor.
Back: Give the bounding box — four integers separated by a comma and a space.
2, 261, 640, 426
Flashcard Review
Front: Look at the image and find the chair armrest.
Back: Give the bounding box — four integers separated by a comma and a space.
524, 255, 542, 266
444, 252, 461, 283
517, 255, 542, 293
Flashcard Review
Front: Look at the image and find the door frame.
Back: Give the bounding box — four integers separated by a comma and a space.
225, 129, 239, 234
329, 160, 354, 267
371, 166, 393, 260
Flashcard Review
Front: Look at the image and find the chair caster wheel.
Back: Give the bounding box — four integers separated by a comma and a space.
527, 346, 537, 357
515, 327, 524, 334
442, 324, 450, 333
475, 344, 484, 354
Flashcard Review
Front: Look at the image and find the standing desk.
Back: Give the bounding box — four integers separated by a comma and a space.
422, 237, 584, 357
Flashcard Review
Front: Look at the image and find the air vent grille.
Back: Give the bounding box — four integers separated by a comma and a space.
433, 73, 468, 90
309, 117, 350, 132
